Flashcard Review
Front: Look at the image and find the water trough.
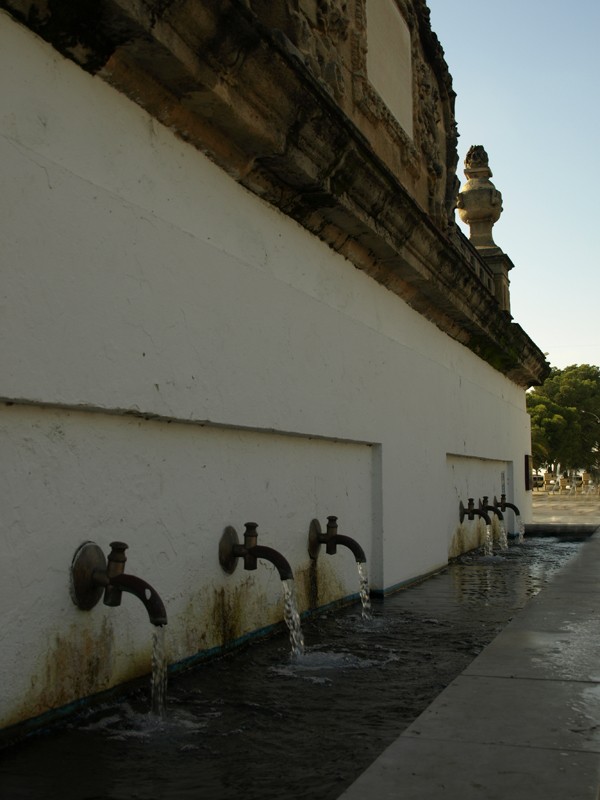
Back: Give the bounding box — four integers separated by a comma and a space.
0, 535, 587, 800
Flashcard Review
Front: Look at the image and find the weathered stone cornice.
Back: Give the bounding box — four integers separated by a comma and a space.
1, 0, 549, 386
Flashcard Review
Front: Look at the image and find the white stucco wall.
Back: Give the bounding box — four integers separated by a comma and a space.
0, 12, 532, 730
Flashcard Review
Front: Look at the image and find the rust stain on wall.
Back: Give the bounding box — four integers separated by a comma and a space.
4, 618, 117, 729
449, 522, 484, 558
296, 558, 346, 612
176, 576, 282, 660
4, 566, 356, 732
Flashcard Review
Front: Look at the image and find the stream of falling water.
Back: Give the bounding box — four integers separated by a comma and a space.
151, 626, 168, 717
282, 579, 305, 657
357, 562, 372, 620
0, 537, 587, 800
497, 523, 508, 551
483, 523, 493, 557
516, 516, 525, 544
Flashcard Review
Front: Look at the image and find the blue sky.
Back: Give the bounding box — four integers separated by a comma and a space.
426, 1, 600, 371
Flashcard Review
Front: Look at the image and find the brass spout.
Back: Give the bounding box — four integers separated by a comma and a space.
332, 534, 367, 563
308, 516, 367, 563
480, 496, 504, 521
494, 494, 521, 516
106, 573, 168, 627
247, 545, 294, 581
219, 523, 294, 581
459, 498, 491, 526
70, 541, 168, 627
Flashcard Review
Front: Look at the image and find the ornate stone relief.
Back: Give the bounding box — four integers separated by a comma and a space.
415, 59, 443, 215
352, 0, 457, 224
253, 0, 350, 100
248, 0, 456, 225
352, 0, 420, 175
313, 0, 350, 98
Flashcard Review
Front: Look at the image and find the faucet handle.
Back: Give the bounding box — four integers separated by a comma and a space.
106, 541, 128, 576
243, 523, 259, 550
242, 523, 259, 571
325, 516, 338, 555
105, 541, 129, 606
108, 541, 128, 560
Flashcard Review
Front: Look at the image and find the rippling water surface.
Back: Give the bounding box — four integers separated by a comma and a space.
0, 537, 585, 800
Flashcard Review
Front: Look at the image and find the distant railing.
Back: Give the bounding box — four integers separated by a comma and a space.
533, 474, 599, 495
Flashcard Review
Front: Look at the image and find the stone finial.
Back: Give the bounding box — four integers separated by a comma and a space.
456, 145, 503, 248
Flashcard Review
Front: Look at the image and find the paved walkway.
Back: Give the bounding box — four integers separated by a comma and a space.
338, 497, 600, 799
530, 493, 600, 527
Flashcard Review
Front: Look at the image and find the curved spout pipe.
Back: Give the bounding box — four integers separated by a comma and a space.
330, 534, 367, 563
308, 516, 367, 563
246, 545, 294, 581
494, 495, 521, 516
70, 541, 168, 627
106, 573, 168, 627
480, 496, 503, 521
459, 499, 491, 526
218, 523, 294, 581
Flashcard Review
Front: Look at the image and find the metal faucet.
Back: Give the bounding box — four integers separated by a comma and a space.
70, 541, 168, 626
219, 523, 294, 581
494, 494, 521, 516
459, 498, 491, 525
308, 516, 367, 563
480, 496, 504, 521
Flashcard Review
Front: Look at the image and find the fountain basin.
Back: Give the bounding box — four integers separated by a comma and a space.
0, 536, 586, 799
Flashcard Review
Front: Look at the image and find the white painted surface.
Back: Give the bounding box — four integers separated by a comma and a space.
0, 12, 533, 729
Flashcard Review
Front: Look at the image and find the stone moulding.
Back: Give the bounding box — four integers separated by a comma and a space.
0, 0, 548, 386
351, 0, 420, 179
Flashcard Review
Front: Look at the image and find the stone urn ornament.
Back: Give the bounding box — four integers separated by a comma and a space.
456, 145, 503, 248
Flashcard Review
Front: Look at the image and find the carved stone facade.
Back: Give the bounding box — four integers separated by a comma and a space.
0, 0, 546, 384
352, 0, 458, 227
244, 0, 458, 228
249, 0, 351, 100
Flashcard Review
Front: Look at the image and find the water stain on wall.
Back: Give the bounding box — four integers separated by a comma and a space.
3, 559, 357, 732
295, 557, 346, 612
177, 576, 283, 660
449, 521, 488, 558
4, 617, 118, 729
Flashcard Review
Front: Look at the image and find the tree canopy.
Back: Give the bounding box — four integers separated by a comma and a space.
527, 364, 600, 475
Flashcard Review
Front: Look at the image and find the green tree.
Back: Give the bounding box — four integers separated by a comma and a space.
527, 364, 600, 475
527, 395, 579, 471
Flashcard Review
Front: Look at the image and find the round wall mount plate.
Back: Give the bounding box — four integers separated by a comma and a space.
219, 526, 240, 574
70, 541, 107, 610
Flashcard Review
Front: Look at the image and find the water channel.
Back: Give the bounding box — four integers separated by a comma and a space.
0, 535, 586, 799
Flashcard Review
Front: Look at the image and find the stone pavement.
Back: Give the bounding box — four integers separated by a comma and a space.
530, 493, 600, 527
338, 497, 600, 799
